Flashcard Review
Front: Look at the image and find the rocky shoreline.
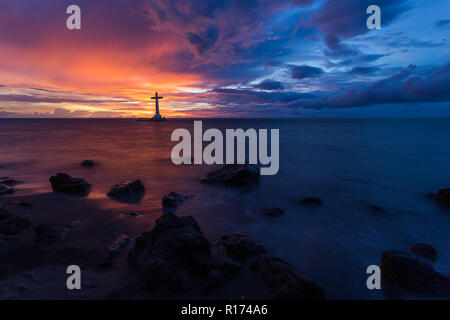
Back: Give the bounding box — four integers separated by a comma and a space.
1, 163, 450, 299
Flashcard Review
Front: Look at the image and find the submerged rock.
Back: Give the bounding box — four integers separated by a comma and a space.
0, 184, 14, 195
80, 160, 96, 167
162, 192, 191, 208
49, 173, 90, 196
368, 204, 383, 212
0, 239, 8, 258
107, 233, 132, 259
298, 197, 323, 206
258, 207, 285, 217
0, 210, 31, 235
408, 243, 438, 263
250, 255, 324, 300
34, 224, 69, 244
0, 177, 21, 186
216, 232, 266, 262
381, 249, 450, 297
128, 213, 211, 292
435, 188, 450, 206
201, 164, 260, 186
107, 180, 145, 203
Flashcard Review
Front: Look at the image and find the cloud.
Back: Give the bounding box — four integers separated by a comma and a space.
186, 26, 220, 55
435, 19, 450, 29
290, 65, 324, 79
0, 94, 127, 104
286, 62, 450, 109
307, 0, 409, 56
349, 66, 380, 75
253, 79, 284, 91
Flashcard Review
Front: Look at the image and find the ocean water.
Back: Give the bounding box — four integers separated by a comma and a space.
1, 118, 450, 299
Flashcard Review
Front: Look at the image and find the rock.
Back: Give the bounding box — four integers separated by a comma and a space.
80, 160, 96, 167
107, 233, 132, 259
162, 192, 190, 208
250, 255, 324, 300
0, 184, 14, 195
216, 232, 266, 262
258, 207, 284, 217
368, 204, 383, 212
15, 201, 33, 208
0, 239, 7, 258
425, 192, 435, 199
34, 224, 69, 244
204, 258, 242, 293
409, 243, 438, 263
49, 173, 90, 196
435, 188, 450, 206
0, 210, 31, 235
201, 164, 260, 186
381, 250, 450, 297
298, 197, 323, 206
0, 177, 21, 186
107, 180, 145, 203
128, 213, 211, 292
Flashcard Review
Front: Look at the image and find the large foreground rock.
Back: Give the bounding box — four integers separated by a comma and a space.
49, 173, 90, 196
107, 180, 145, 203
435, 188, 450, 206
250, 255, 324, 300
381, 249, 450, 297
0, 210, 31, 235
201, 164, 260, 186
128, 213, 211, 292
216, 232, 266, 262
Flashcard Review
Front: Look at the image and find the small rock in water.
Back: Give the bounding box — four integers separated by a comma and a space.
49, 173, 90, 196
80, 160, 96, 167
0, 210, 31, 235
250, 255, 324, 300
107, 233, 132, 259
107, 180, 145, 203
0, 177, 21, 186
16, 201, 33, 208
201, 164, 260, 186
434, 188, 450, 206
162, 192, 190, 208
368, 204, 383, 212
216, 232, 266, 262
0, 184, 14, 195
381, 248, 450, 297
34, 223, 69, 244
0, 239, 8, 258
298, 197, 323, 206
409, 243, 438, 263
425, 192, 435, 199
258, 207, 285, 217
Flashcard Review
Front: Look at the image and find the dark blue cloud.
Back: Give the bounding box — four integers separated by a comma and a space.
435, 19, 450, 29
186, 26, 220, 55
253, 79, 284, 91
349, 66, 380, 75
290, 65, 324, 79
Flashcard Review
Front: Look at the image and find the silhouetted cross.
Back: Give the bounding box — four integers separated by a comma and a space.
151, 92, 163, 115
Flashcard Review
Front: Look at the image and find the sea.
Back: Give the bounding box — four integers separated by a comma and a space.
1, 118, 450, 299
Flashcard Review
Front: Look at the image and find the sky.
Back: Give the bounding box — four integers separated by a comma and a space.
0, 0, 449, 118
